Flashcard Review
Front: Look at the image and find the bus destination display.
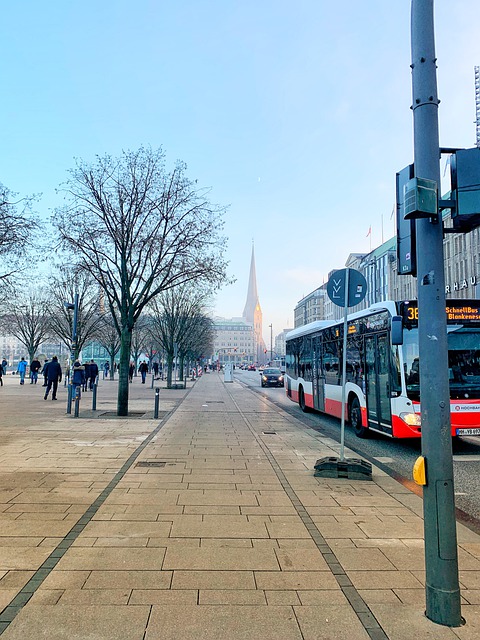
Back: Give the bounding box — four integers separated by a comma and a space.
401, 301, 480, 325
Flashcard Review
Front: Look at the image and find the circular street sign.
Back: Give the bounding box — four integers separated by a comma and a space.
326, 268, 367, 308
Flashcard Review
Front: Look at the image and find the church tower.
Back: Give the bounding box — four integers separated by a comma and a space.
242, 244, 266, 362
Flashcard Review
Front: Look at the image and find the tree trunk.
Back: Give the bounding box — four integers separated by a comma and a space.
166, 356, 173, 388
117, 327, 132, 416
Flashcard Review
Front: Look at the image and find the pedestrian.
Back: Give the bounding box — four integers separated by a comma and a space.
17, 357, 28, 385
103, 361, 110, 379
44, 356, 62, 401
152, 361, 159, 378
41, 359, 50, 386
89, 359, 99, 390
30, 357, 41, 384
128, 362, 135, 383
83, 360, 91, 391
71, 360, 85, 398
1, 358, 7, 375
138, 360, 148, 384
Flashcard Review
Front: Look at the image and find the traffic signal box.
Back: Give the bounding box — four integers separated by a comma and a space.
396, 147, 480, 277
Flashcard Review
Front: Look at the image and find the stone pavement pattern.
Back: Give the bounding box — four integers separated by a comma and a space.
0, 371, 479, 638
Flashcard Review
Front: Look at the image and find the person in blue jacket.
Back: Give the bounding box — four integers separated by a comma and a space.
17, 357, 28, 385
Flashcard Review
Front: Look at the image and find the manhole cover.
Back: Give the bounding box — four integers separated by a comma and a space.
136, 461, 166, 468
98, 411, 146, 419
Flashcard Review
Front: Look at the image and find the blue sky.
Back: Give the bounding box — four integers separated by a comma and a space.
1, 1, 478, 343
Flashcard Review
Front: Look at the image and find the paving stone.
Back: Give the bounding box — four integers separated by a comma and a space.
163, 547, 279, 571
199, 589, 267, 605
0, 604, 150, 639
56, 547, 166, 571
171, 571, 255, 590
129, 589, 198, 605
145, 604, 303, 640
83, 570, 172, 590
294, 604, 371, 639
255, 571, 339, 591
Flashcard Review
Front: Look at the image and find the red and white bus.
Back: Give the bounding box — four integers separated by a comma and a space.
285, 299, 480, 438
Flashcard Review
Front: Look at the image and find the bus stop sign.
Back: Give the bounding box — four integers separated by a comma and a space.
326, 268, 367, 308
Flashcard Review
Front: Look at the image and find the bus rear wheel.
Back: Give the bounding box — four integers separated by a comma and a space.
349, 396, 367, 438
299, 387, 309, 413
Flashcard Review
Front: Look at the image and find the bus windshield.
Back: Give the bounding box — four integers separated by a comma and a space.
403, 326, 480, 400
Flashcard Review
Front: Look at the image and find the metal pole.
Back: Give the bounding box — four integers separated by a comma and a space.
339, 268, 349, 462
92, 383, 97, 411
74, 386, 80, 418
269, 324, 273, 364
154, 387, 160, 419
151, 373, 154, 389
66, 384, 72, 414
411, 0, 461, 626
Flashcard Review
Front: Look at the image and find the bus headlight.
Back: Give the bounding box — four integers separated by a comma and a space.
399, 412, 422, 426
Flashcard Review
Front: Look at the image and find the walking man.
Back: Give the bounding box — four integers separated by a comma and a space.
30, 357, 41, 384
17, 357, 28, 385
89, 360, 99, 390
44, 356, 62, 401
1, 358, 7, 375
83, 360, 91, 391
138, 360, 148, 384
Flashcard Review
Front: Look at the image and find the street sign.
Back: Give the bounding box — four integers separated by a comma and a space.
326, 268, 367, 308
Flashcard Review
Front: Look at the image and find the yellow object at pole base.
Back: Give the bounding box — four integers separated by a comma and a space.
413, 455, 427, 486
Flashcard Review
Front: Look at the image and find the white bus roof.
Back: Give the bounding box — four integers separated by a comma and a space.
285, 301, 399, 341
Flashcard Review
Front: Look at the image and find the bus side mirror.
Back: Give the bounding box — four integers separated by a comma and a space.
391, 315, 403, 345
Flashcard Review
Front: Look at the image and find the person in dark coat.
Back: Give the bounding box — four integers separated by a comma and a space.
152, 361, 159, 378
89, 360, 99, 389
30, 358, 41, 384
128, 362, 135, 383
138, 360, 148, 384
71, 361, 85, 398
41, 359, 50, 386
83, 360, 92, 391
44, 356, 62, 401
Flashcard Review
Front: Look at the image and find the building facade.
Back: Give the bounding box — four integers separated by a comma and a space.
294, 210, 480, 327
212, 318, 255, 365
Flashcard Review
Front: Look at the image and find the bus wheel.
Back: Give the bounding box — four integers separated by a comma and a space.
299, 387, 309, 413
349, 396, 367, 438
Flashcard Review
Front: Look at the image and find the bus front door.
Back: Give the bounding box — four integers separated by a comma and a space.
312, 349, 325, 412
365, 334, 392, 434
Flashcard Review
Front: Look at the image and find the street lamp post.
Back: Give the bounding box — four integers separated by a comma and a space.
65, 293, 79, 414
269, 324, 273, 365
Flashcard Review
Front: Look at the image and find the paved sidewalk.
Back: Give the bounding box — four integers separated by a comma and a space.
0, 371, 479, 638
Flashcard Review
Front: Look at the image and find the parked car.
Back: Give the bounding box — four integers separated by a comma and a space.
260, 367, 284, 387
247, 365, 256, 371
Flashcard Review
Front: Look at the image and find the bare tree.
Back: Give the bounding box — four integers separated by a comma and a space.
0, 291, 51, 362
150, 284, 213, 387
0, 183, 40, 294
96, 315, 121, 380
46, 266, 106, 359
130, 316, 152, 375
55, 146, 228, 415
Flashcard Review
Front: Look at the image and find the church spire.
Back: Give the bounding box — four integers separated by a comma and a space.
243, 242, 259, 323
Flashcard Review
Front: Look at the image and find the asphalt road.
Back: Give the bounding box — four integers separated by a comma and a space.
235, 368, 480, 535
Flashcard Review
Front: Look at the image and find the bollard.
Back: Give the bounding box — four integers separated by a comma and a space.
74, 386, 81, 418
154, 387, 160, 419
66, 384, 73, 414
92, 383, 97, 411
151, 373, 154, 389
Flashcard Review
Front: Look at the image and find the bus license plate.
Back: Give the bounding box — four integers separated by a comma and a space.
456, 428, 480, 436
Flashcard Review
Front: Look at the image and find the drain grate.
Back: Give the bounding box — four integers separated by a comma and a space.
205, 400, 224, 404
262, 431, 277, 435
135, 461, 166, 468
